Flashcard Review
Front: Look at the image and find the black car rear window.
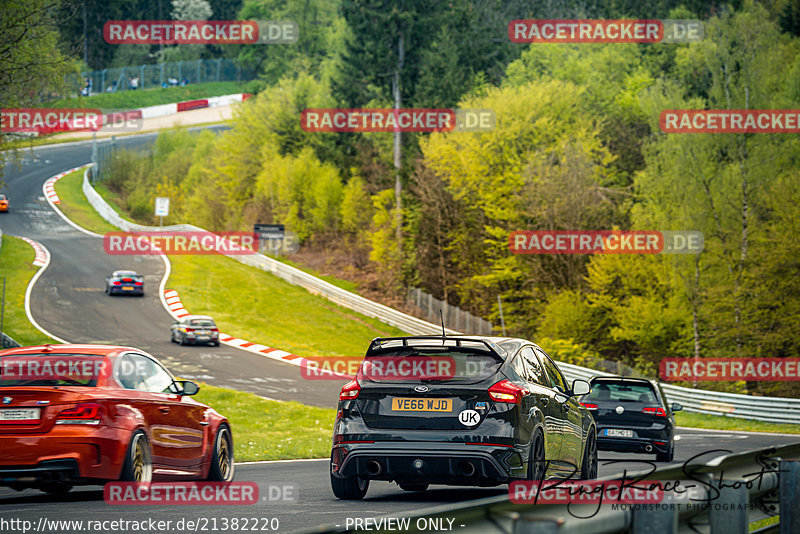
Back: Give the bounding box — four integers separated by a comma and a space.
361, 349, 502, 384
190, 319, 215, 326
584, 381, 658, 403
0, 353, 104, 387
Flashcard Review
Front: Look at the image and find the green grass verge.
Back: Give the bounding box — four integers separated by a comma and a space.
277, 257, 359, 293
53, 169, 118, 234
43, 81, 256, 110
676, 410, 800, 434
168, 253, 406, 357
193, 382, 333, 461
0, 235, 56, 346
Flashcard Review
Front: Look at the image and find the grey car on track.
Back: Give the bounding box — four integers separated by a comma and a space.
170, 315, 220, 346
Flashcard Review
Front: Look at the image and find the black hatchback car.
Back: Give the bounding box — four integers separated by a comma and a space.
329, 336, 597, 499
105, 270, 144, 296
579, 376, 682, 462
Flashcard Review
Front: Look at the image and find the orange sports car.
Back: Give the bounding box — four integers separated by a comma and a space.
0, 194, 8, 212
0, 344, 234, 494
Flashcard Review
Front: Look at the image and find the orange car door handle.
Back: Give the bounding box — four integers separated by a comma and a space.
159, 407, 170, 414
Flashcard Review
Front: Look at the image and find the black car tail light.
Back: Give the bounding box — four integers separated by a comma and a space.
112, 281, 121, 285
488, 380, 527, 404
581, 402, 598, 410
643, 407, 667, 417
122, 278, 133, 282
55, 403, 104, 425
339, 380, 360, 400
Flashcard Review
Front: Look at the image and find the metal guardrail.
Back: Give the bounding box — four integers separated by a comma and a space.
81, 165, 800, 424
306, 444, 800, 534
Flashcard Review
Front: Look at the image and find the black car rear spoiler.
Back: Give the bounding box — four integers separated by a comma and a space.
366, 336, 505, 358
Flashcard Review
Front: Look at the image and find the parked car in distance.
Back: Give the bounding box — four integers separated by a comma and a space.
579, 376, 681, 462
171, 315, 220, 347
329, 335, 597, 500
105, 270, 144, 296
0, 344, 234, 494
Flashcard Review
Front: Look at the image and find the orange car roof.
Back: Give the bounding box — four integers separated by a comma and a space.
0, 344, 142, 356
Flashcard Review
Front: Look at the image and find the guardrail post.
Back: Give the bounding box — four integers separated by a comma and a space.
512, 516, 560, 534
780, 460, 800, 534
709, 480, 748, 534
632, 501, 677, 533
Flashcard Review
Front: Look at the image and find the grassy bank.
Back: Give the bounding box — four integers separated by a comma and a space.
43, 81, 256, 110
0, 235, 56, 346
676, 410, 800, 435
194, 383, 334, 461
168, 254, 404, 357
52, 169, 118, 234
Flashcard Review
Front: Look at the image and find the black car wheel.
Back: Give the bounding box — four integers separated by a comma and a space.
656, 441, 674, 462
579, 430, 598, 480
330, 454, 369, 500
527, 431, 546, 481
398, 482, 429, 492
212, 340, 220, 347
180, 334, 187, 346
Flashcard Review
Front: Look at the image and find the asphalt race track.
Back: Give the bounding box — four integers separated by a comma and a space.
2, 429, 798, 533
2, 135, 799, 533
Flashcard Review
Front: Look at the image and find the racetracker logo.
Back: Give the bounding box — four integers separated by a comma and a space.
509, 230, 703, 254
661, 110, 800, 133
509, 19, 703, 43
103, 231, 256, 255
0, 109, 142, 134
0, 356, 106, 382
103, 20, 298, 44
509, 480, 665, 505
660, 358, 800, 381
300, 109, 496, 133
300, 356, 459, 380
104, 482, 259, 505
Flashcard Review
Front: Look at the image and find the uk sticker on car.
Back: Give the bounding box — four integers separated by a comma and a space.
458, 409, 480, 427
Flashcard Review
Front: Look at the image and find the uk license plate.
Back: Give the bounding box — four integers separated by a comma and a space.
122, 286, 133, 290
391, 398, 452, 412
605, 428, 634, 438
0, 408, 41, 422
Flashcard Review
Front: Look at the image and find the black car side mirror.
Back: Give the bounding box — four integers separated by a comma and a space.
174, 380, 200, 396
671, 402, 683, 412
571, 379, 591, 396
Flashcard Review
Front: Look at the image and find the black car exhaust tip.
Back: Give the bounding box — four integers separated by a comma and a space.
366, 460, 383, 476
645, 444, 654, 453
458, 461, 476, 477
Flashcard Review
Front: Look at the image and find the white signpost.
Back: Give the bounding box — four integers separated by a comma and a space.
154, 197, 170, 226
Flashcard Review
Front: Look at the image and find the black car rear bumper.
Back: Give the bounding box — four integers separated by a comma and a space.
597, 436, 671, 454
331, 441, 525, 486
